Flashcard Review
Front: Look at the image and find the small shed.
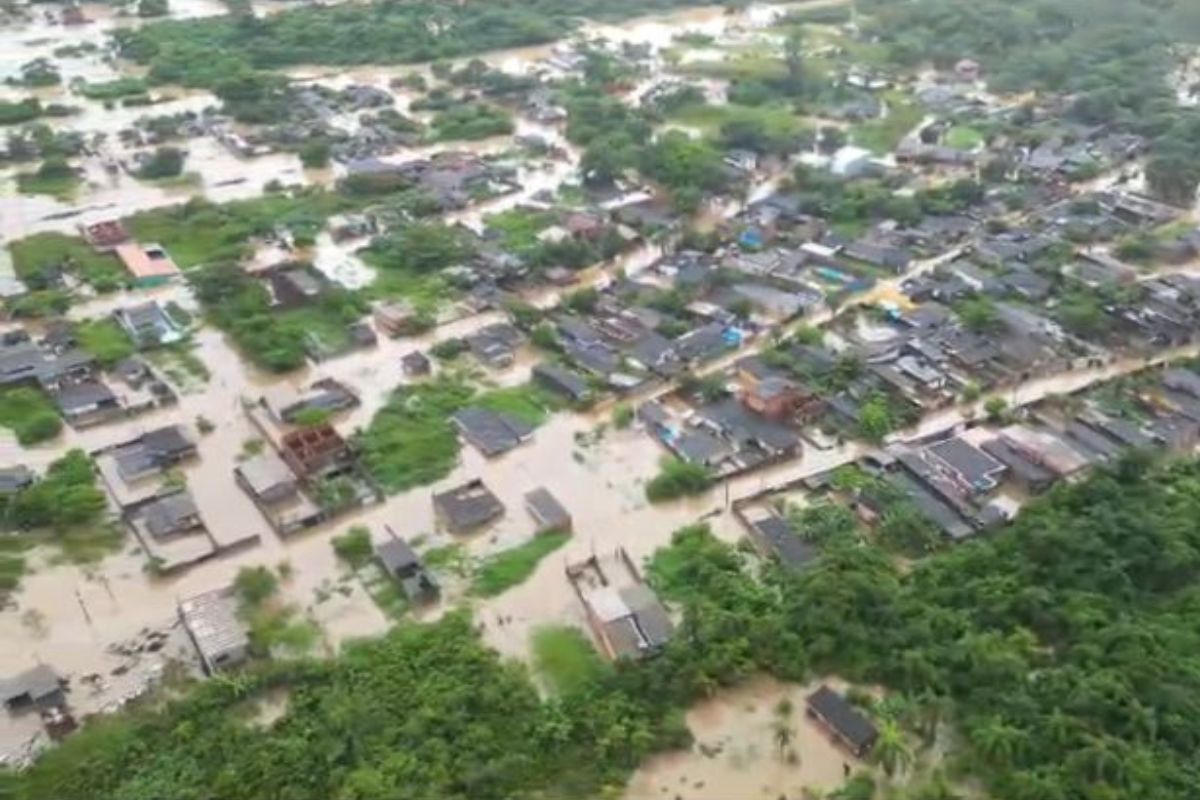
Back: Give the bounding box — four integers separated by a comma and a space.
1, 665, 65, 712
178, 586, 250, 674
433, 479, 505, 533
402, 350, 431, 376
524, 487, 571, 533
375, 535, 439, 602
806, 685, 878, 757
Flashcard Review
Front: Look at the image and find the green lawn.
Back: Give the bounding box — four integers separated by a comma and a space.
75, 318, 136, 367
474, 384, 559, 427
531, 625, 610, 696
851, 92, 924, 155
16, 169, 81, 200
669, 101, 805, 140
945, 125, 984, 151
357, 378, 475, 493
0, 387, 62, 446
9, 232, 126, 292
471, 532, 570, 598
125, 190, 354, 269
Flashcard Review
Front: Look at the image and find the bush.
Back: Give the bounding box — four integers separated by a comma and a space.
332, 526, 373, 570
298, 139, 331, 169
645, 458, 714, 503
471, 532, 570, 597
0, 388, 62, 446
136, 147, 186, 179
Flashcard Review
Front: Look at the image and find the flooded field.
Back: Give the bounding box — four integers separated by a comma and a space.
625, 676, 859, 800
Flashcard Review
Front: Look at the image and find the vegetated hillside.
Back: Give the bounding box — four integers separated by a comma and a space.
861, 0, 1200, 203
114, 0, 720, 86
11, 452, 1200, 799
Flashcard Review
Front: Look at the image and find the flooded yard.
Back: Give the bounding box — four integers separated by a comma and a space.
625, 676, 861, 800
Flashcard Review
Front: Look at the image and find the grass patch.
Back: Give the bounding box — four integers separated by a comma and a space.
678, 46, 787, 81
670, 101, 803, 139
146, 343, 209, 391
471, 531, 570, 598
359, 378, 559, 493
474, 384, 559, 427
76, 77, 149, 100
531, 625, 610, 696
125, 190, 355, 269
9, 232, 126, 292
851, 91, 923, 155
75, 318, 136, 367
15, 166, 82, 201
422, 543, 469, 576
0, 387, 62, 446
945, 125, 984, 151
357, 378, 476, 493
357, 561, 409, 620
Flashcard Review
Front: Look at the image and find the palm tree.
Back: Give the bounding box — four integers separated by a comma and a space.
872, 718, 912, 778
971, 717, 1024, 767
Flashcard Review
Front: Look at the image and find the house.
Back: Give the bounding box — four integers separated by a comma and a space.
280, 424, 349, 477
374, 301, 423, 338
740, 375, 804, 422
138, 491, 204, 540
235, 451, 299, 505
467, 324, 522, 369
843, 240, 912, 273
980, 436, 1057, 493
806, 685, 877, 757
745, 514, 818, 570
1, 665, 65, 712
567, 548, 673, 661
925, 437, 1008, 494
1162, 368, 1200, 400
451, 407, 535, 458
113, 301, 186, 347
81, 220, 129, 251
829, 146, 877, 178
0, 339, 94, 389
53, 380, 119, 426
262, 378, 359, 425
525, 487, 571, 533
268, 266, 328, 308
533, 362, 592, 405
115, 242, 180, 287
178, 586, 250, 674
433, 479, 505, 533
111, 425, 196, 483
375, 534, 439, 602
0, 466, 35, 495
401, 350, 431, 376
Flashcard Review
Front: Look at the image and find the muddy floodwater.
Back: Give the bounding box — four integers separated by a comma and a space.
0, 0, 850, 763
625, 676, 858, 800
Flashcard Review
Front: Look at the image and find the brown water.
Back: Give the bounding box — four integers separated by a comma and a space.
625, 675, 860, 800
0, 0, 863, 760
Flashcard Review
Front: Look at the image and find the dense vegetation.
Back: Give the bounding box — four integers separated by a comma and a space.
0, 387, 62, 446
356, 379, 553, 493
644, 457, 714, 503
112, 0, 721, 87
188, 261, 367, 372
863, 0, 1200, 204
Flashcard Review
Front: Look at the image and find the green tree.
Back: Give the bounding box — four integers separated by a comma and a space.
873, 717, 913, 777
859, 394, 893, 442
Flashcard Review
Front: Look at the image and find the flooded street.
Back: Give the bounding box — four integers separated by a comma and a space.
0, 0, 1160, 786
